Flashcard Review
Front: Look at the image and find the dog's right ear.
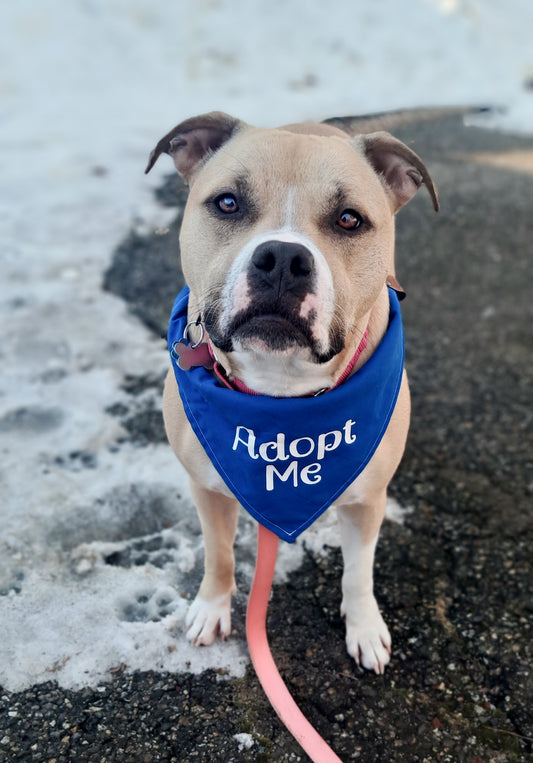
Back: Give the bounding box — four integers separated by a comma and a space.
360, 131, 439, 213
145, 111, 244, 182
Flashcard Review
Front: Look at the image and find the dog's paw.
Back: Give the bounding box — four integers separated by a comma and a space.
185, 593, 232, 646
341, 596, 391, 674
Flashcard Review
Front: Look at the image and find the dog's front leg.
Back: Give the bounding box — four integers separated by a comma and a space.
337, 492, 391, 674
185, 481, 239, 645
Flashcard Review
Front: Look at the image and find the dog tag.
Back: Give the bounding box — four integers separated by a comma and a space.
171, 340, 214, 371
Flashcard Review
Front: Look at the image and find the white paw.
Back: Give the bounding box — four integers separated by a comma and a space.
185, 593, 232, 646
341, 596, 392, 674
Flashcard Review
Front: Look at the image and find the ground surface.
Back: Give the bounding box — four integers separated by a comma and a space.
1, 112, 532, 762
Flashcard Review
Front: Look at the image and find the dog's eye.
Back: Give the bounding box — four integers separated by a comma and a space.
215, 194, 239, 214
337, 209, 363, 231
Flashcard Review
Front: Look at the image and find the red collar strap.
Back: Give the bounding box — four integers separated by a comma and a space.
210, 330, 368, 397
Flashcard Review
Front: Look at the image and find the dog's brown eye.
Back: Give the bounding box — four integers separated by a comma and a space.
215, 194, 239, 214
337, 209, 362, 230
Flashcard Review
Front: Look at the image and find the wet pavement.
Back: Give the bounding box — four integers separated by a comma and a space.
2, 111, 532, 762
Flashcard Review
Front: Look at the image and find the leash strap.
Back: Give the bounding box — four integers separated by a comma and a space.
246, 523, 343, 762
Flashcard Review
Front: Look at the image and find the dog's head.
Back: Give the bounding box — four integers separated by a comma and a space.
147, 112, 437, 393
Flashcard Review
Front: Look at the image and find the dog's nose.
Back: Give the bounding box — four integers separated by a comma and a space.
250, 241, 315, 294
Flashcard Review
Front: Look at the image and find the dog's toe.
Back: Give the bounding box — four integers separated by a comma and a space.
185, 593, 232, 645
343, 598, 392, 673
355, 629, 391, 674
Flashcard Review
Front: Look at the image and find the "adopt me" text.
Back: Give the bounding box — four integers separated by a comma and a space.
232, 420, 357, 491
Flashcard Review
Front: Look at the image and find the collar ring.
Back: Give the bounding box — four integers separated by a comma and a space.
183, 320, 205, 349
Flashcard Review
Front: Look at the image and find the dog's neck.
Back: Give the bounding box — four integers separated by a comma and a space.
218, 350, 335, 397
213, 332, 368, 398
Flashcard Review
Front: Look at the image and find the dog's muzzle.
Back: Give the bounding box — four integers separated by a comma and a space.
236, 240, 318, 350
204, 239, 345, 362
208, 240, 322, 355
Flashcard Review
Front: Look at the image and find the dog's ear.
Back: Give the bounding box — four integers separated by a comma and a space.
145, 111, 244, 181
360, 131, 439, 213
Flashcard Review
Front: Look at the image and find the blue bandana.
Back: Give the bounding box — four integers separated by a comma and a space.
168, 287, 404, 543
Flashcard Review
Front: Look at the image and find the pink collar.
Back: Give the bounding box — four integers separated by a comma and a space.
210, 330, 368, 397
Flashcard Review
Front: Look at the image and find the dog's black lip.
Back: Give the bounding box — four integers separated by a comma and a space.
233, 312, 311, 346
238, 313, 301, 329
204, 302, 345, 363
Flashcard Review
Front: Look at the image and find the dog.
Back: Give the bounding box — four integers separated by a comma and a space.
146, 112, 438, 674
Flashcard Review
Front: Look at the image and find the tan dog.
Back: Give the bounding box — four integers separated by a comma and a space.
146, 112, 438, 674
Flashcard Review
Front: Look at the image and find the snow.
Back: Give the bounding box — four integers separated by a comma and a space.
0, 0, 531, 692
233, 732, 255, 752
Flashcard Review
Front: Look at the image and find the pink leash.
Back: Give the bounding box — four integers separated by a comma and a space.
246, 523, 343, 762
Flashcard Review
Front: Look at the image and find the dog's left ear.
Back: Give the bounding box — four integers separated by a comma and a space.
361, 131, 439, 213
145, 111, 244, 182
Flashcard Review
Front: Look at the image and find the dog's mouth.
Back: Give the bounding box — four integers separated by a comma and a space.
205, 303, 344, 364
234, 313, 311, 352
